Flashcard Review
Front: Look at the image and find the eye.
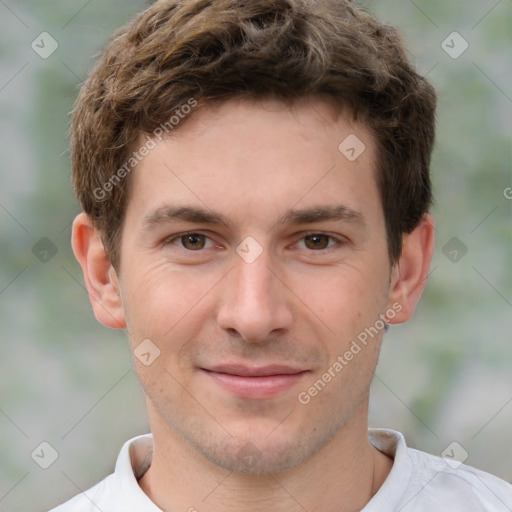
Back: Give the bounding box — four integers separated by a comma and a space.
169, 233, 216, 251
297, 233, 341, 251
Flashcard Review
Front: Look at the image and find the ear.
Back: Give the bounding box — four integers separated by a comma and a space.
386, 214, 435, 324
71, 212, 126, 329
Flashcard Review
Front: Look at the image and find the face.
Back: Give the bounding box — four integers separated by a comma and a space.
115, 98, 398, 474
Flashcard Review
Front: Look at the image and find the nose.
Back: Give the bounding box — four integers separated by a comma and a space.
216, 249, 293, 343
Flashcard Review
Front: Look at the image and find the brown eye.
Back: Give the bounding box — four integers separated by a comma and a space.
181, 234, 206, 250
304, 234, 331, 250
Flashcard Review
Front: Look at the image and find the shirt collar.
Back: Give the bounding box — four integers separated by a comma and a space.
364, 428, 414, 510
113, 434, 162, 511
111, 429, 410, 511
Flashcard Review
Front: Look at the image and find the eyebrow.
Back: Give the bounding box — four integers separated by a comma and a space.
142, 206, 234, 230
277, 205, 364, 226
141, 204, 365, 231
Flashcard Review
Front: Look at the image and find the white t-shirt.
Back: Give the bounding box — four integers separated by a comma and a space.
49, 429, 512, 511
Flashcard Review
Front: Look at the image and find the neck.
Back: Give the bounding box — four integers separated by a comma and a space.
139, 400, 393, 512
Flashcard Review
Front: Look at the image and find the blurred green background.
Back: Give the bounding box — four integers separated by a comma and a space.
0, 1, 510, 510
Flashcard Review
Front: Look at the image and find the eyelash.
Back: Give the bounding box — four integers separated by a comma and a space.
165, 231, 346, 252
296, 231, 343, 251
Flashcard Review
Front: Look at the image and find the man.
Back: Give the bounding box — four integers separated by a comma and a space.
51, 0, 512, 510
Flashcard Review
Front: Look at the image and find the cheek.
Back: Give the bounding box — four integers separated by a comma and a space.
121, 265, 215, 392
290, 263, 388, 340
299, 269, 387, 396
120, 260, 218, 342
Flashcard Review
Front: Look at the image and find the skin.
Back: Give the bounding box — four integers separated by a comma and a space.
72, 98, 434, 512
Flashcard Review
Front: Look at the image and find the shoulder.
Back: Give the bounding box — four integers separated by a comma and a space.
47, 475, 114, 512
47, 434, 156, 512
368, 429, 512, 511
406, 447, 512, 510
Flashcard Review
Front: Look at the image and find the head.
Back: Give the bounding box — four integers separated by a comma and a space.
71, 0, 436, 475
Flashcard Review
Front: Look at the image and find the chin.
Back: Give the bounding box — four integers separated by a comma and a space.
187, 416, 341, 476
199, 437, 310, 475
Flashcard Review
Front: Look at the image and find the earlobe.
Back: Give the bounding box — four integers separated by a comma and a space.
71, 212, 126, 329
386, 214, 435, 324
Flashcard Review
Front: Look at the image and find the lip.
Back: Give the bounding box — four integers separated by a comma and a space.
201, 364, 308, 399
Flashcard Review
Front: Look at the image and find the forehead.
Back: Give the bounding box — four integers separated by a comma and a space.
125, 98, 381, 230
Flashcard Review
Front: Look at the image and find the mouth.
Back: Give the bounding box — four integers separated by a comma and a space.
200, 364, 309, 399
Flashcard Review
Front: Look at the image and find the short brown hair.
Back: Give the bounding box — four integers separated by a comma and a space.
70, 0, 436, 268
